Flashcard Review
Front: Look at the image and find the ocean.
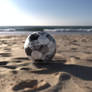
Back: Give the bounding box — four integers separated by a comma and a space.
0, 26, 92, 35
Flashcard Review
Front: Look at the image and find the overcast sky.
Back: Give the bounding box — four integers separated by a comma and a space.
0, 0, 92, 26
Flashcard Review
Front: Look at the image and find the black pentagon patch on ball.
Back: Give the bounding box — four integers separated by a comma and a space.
29, 33, 39, 41
25, 47, 32, 56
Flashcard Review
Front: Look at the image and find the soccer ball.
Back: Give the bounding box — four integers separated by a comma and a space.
24, 31, 56, 63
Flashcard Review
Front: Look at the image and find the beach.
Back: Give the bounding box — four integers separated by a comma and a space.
0, 34, 92, 92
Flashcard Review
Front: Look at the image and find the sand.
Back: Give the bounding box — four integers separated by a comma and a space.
0, 34, 92, 92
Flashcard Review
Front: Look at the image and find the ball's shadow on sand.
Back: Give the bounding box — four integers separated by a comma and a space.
32, 59, 92, 81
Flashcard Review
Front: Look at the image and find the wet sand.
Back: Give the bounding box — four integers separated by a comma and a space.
0, 34, 92, 92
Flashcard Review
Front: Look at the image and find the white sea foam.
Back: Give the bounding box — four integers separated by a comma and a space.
44, 28, 92, 32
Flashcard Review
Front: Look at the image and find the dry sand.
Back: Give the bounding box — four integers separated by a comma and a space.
0, 34, 92, 92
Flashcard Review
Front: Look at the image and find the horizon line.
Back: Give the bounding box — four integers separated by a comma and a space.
0, 25, 92, 27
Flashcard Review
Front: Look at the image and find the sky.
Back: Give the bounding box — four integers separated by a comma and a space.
0, 0, 92, 26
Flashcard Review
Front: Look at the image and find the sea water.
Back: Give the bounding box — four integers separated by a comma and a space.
0, 26, 92, 35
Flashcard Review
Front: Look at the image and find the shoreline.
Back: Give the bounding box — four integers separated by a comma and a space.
0, 31, 92, 36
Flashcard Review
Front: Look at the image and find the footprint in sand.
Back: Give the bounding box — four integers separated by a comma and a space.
3, 65, 17, 69
4, 48, 11, 52
0, 61, 8, 66
12, 80, 50, 92
83, 51, 92, 54
12, 57, 29, 61
0, 53, 11, 57
0, 61, 16, 74
71, 47, 78, 51
45, 73, 85, 92
10, 57, 30, 66
20, 67, 31, 71
13, 60, 23, 63
0, 61, 17, 70
10, 70, 18, 74
59, 73, 71, 81
86, 59, 92, 62
58, 73, 85, 92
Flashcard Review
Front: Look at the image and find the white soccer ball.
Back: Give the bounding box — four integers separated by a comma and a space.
24, 31, 56, 63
